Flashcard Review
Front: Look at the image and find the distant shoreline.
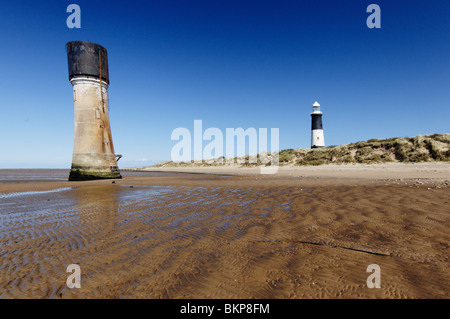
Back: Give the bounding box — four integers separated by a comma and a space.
124, 162, 450, 188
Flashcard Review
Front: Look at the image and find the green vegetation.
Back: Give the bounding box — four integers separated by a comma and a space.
68, 168, 122, 181
150, 134, 450, 168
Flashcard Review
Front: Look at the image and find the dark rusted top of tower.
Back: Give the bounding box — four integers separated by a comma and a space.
66, 41, 109, 84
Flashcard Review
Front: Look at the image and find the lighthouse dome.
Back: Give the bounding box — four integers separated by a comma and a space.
313, 101, 320, 107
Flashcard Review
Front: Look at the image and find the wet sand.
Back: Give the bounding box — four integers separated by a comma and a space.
0, 164, 449, 299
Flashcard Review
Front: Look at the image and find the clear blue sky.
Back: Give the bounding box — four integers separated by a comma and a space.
0, 0, 449, 168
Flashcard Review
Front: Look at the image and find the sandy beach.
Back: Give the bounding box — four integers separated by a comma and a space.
0, 163, 449, 298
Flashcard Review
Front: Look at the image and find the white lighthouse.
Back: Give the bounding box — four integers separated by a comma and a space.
311, 101, 325, 148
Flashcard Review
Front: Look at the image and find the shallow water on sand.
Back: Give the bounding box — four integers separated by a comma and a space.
0, 182, 278, 298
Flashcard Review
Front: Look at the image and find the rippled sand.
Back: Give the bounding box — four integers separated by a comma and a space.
0, 169, 449, 298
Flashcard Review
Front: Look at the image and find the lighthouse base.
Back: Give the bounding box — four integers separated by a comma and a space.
69, 165, 122, 181
311, 129, 325, 149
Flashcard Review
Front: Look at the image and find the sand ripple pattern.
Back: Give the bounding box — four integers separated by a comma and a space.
0, 184, 448, 298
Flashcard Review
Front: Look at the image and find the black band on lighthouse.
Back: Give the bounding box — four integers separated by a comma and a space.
311, 114, 323, 130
